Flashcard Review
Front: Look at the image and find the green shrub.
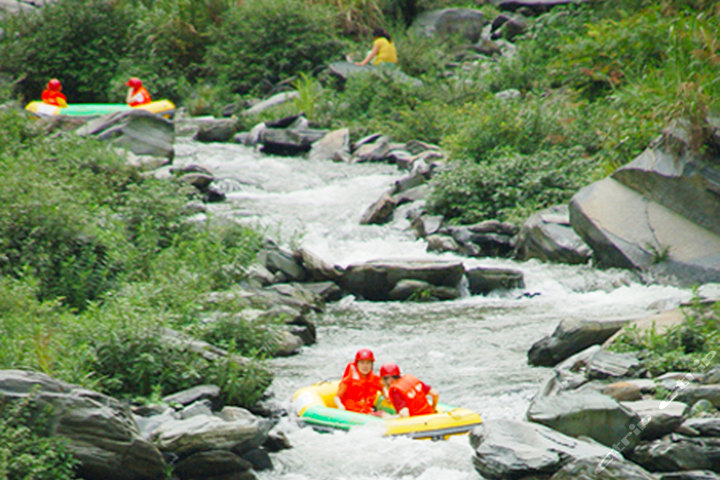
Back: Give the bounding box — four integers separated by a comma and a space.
430, 146, 595, 224
0, 396, 80, 480
442, 93, 600, 163
196, 313, 282, 358
205, 0, 344, 96
0, 277, 67, 375
0, 111, 200, 309
111, 0, 237, 102
90, 326, 272, 407
0, 0, 134, 102
610, 297, 720, 376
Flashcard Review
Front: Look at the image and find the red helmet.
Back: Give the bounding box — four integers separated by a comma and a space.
126, 77, 142, 88
354, 348, 375, 363
380, 363, 400, 377
47, 78, 62, 91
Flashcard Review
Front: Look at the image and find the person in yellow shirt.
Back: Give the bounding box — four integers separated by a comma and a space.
356, 28, 397, 66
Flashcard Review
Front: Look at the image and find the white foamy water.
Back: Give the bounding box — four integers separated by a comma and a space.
170, 138, 695, 479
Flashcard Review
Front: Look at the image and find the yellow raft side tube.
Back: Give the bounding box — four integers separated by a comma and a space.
292, 380, 483, 440
24, 100, 176, 118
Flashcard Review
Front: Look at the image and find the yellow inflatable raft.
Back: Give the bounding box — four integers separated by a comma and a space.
292, 380, 482, 440
24, 99, 176, 118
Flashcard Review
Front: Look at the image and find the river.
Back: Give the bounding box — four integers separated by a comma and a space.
174, 137, 694, 480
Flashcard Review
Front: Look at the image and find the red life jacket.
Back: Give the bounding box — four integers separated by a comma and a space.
128, 86, 152, 106
389, 374, 434, 416
338, 363, 381, 414
41, 89, 67, 106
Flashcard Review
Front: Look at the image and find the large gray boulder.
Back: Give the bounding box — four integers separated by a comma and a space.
621, 400, 688, 440
613, 124, 720, 238
150, 406, 270, 458
308, 128, 350, 162
569, 123, 720, 285
259, 128, 328, 155
0, 369, 166, 480
550, 456, 657, 480
342, 259, 464, 301
630, 435, 720, 473
570, 177, 720, 284
515, 205, 592, 264
527, 391, 642, 451
76, 109, 174, 158
674, 385, 720, 409
528, 317, 629, 367
412, 8, 488, 43
470, 419, 615, 479
465, 266, 525, 295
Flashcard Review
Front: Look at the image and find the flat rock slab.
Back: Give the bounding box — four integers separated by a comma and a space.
570, 177, 720, 285
342, 259, 464, 301
528, 317, 628, 367
327, 61, 422, 87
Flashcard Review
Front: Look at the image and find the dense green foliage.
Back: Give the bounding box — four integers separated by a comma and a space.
205, 0, 344, 96
610, 297, 720, 377
0, 107, 272, 408
0, 397, 79, 480
0, 0, 134, 102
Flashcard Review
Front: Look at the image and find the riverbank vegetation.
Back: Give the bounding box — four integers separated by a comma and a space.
611, 297, 720, 378
2, 0, 718, 223
0, 107, 272, 406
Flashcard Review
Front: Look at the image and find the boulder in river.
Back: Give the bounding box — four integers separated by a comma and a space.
308, 128, 350, 162
465, 266, 525, 295
470, 418, 615, 479
342, 259, 464, 301
527, 391, 642, 451
515, 205, 592, 265
528, 317, 629, 367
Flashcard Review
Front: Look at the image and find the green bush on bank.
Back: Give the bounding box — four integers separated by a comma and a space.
0, 0, 134, 103
610, 298, 720, 377
0, 397, 79, 480
430, 146, 594, 224
0, 109, 269, 407
205, 0, 344, 96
